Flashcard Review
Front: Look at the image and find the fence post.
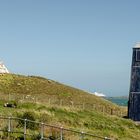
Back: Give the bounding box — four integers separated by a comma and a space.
60, 100, 63, 106
41, 123, 44, 139
8, 117, 11, 140
60, 127, 63, 140
22, 95, 25, 102
93, 104, 95, 110
82, 103, 85, 110
121, 110, 123, 117
102, 106, 105, 114
71, 101, 74, 108
35, 97, 38, 103
111, 109, 113, 115
8, 93, 11, 101
8, 117, 11, 132
24, 119, 27, 140
49, 98, 51, 105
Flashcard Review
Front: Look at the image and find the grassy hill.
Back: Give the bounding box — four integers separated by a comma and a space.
0, 74, 124, 113
0, 74, 140, 140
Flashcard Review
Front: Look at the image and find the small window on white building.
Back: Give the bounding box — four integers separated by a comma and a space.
136, 50, 140, 61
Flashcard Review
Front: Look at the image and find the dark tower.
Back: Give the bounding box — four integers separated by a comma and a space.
128, 43, 140, 121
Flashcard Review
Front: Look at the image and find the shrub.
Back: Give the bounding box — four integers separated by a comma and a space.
31, 133, 41, 140
17, 111, 37, 130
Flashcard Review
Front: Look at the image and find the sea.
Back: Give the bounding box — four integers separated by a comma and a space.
105, 97, 128, 106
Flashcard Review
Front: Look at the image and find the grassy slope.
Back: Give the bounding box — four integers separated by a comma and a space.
0, 74, 139, 140
0, 74, 122, 111
0, 102, 139, 140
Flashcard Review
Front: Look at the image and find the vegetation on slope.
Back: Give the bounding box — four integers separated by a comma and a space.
0, 74, 138, 140
0, 101, 139, 140
0, 74, 124, 113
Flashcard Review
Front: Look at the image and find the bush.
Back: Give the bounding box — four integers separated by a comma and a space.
31, 134, 41, 140
17, 111, 37, 130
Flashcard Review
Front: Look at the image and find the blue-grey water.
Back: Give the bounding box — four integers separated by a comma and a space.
105, 97, 128, 106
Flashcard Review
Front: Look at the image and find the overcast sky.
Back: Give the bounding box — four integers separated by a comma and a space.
0, 0, 140, 96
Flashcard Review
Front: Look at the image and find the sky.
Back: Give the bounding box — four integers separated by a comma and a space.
0, 0, 140, 96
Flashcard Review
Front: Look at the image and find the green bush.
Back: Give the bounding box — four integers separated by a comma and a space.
31, 133, 41, 140
17, 111, 37, 130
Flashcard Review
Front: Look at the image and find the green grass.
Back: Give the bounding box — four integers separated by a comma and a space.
0, 102, 139, 140
0, 74, 138, 139
0, 74, 125, 113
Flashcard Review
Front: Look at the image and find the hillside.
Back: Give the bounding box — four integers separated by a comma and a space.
1, 74, 139, 139
0, 74, 124, 114
0, 101, 139, 140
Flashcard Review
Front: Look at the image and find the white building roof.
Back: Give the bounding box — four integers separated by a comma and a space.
134, 43, 140, 48
0, 62, 9, 73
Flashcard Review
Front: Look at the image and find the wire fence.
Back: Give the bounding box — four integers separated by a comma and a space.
0, 116, 111, 140
0, 93, 127, 117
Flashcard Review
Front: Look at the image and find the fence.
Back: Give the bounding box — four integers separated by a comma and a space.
0, 93, 127, 117
0, 116, 111, 140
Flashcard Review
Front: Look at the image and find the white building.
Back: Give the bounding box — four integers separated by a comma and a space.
0, 62, 9, 74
